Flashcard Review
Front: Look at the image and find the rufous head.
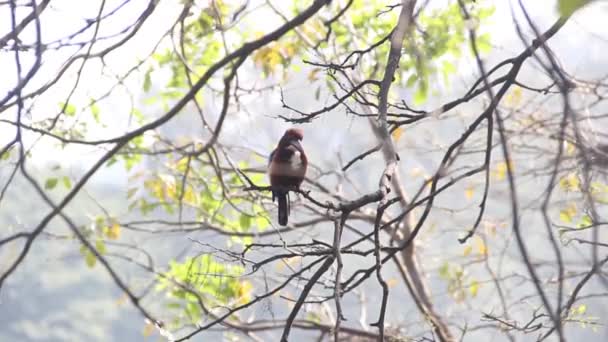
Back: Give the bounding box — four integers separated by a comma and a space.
284, 128, 303, 141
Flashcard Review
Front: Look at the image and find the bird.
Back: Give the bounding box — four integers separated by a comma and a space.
268, 128, 308, 226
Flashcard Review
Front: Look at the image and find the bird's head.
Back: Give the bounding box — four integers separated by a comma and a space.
283, 128, 303, 141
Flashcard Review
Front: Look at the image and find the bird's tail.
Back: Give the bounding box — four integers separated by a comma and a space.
277, 192, 289, 226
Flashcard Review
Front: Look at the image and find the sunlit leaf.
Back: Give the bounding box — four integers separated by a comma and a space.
438, 262, 450, 279
237, 280, 253, 304
90, 99, 100, 122
0, 147, 11, 160
413, 84, 428, 105
59, 102, 77, 116
505, 86, 522, 107
143, 67, 152, 92
105, 221, 121, 240
256, 216, 270, 231
469, 279, 480, 297
307, 68, 321, 81
306, 312, 322, 324
406, 74, 418, 88
475, 33, 492, 53
559, 203, 577, 223
62, 176, 72, 189
577, 215, 593, 228
492, 160, 514, 181
239, 214, 252, 230
559, 173, 580, 192
44, 177, 58, 190
95, 239, 106, 255
475, 236, 487, 256
465, 185, 475, 199
80, 245, 97, 268
577, 304, 587, 315
564, 140, 576, 156
392, 127, 404, 141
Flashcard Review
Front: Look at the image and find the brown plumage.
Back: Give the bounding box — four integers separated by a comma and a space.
268, 128, 308, 225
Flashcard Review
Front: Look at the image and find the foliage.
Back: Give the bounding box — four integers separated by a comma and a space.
2, 0, 608, 341
157, 254, 249, 324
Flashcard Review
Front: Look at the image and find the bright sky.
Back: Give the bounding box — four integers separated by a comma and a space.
0, 0, 607, 170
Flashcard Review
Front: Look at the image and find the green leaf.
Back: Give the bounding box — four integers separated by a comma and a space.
576, 304, 587, 315
557, 0, 591, 17
405, 74, 417, 88
577, 215, 593, 228
413, 84, 428, 105
106, 156, 118, 167
123, 154, 142, 171
95, 239, 106, 255
442, 61, 456, 75
143, 67, 152, 92
44, 178, 58, 190
90, 99, 100, 122
475, 33, 492, 54
85, 251, 96, 268
60, 102, 77, 116
166, 302, 182, 310
469, 279, 480, 297
438, 262, 450, 279
239, 214, 252, 230
559, 204, 577, 223
0, 148, 11, 160
62, 176, 72, 189
256, 216, 269, 231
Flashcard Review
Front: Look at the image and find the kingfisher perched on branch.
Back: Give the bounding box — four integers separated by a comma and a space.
268, 128, 308, 226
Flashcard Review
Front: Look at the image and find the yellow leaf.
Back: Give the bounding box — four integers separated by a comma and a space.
142, 322, 155, 337
392, 127, 404, 141
182, 186, 197, 205
252, 44, 284, 76
144, 178, 165, 200
307, 68, 321, 81
105, 221, 121, 240
564, 140, 576, 156
492, 160, 515, 181
559, 173, 580, 192
504, 86, 522, 107
469, 280, 480, 297
387, 278, 399, 288
559, 203, 577, 223
85, 251, 96, 268
475, 236, 487, 256
577, 304, 587, 315
465, 185, 475, 200
463, 245, 473, 257
175, 157, 190, 172
237, 280, 253, 304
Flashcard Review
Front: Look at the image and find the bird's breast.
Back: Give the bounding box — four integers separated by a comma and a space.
290, 151, 302, 168
269, 152, 306, 178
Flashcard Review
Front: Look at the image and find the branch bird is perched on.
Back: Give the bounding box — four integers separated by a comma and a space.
268, 128, 308, 226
